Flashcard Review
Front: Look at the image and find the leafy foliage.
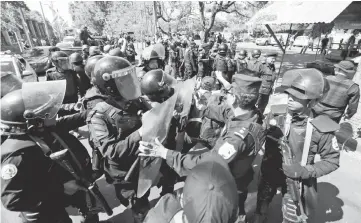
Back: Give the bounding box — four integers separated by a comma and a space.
1, 1, 29, 31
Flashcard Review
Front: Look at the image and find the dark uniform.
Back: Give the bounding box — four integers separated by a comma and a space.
196, 46, 212, 78
1, 81, 98, 223
257, 52, 278, 115
255, 69, 341, 223
161, 75, 266, 222
212, 44, 234, 82
235, 50, 248, 73
313, 62, 360, 123
183, 45, 197, 80
86, 56, 150, 221
247, 50, 263, 77
169, 43, 180, 79
144, 154, 238, 223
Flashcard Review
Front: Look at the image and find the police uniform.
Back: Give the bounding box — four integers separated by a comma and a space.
235, 57, 248, 73
1, 87, 97, 223
247, 58, 263, 78
163, 75, 266, 221
255, 109, 340, 223
255, 69, 341, 223
183, 47, 197, 79
144, 154, 238, 223
257, 52, 278, 115
169, 47, 180, 79
212, 54, 234, 83
313, 61, 360, 123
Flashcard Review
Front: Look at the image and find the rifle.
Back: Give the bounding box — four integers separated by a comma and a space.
30, 132, 113, 216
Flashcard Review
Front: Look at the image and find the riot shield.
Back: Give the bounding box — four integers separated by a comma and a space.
137, 78, 196, 197
1, 72, 23, 98
137, 88, 179, 198
22, 80, 66, 119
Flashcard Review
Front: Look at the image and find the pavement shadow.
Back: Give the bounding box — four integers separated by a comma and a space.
315, 182, 344, 223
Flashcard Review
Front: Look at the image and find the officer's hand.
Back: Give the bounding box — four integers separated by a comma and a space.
282, 163, 310, 180
63, 180, 87, 195
138, 137, 168, 159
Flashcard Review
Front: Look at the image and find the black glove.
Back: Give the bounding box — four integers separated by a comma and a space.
282, 163, 310, 180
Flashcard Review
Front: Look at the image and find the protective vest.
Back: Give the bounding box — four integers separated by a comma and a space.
213, 55, 230, 72
320, 75, 355, 108
82, 86, 108, 111
247, 59, 262, 77
259, 65, 274, 95
236, 59, 247, 73
86, 101, 142, 150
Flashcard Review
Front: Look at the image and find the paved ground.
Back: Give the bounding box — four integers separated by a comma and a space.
3, 42, 361, 223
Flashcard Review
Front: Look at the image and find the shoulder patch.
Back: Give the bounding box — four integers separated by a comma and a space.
311, 115, 340, 133
218, 142, 237, 160
1, 164, 17, 180
234, 127, 249, 139
332, 136, 340, 151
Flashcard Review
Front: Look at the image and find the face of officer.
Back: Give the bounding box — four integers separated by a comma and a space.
287, 94, 309, 114
148, 59, 159, 70
266, 56, 276, 65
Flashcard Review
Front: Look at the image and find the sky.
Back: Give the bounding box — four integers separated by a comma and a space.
24, 0, 73, 25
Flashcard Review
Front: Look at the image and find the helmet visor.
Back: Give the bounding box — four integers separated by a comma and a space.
53, 57, 72, 71
111, 66, 142, 100
142, 43, 165, 60
22, 80, 66, 119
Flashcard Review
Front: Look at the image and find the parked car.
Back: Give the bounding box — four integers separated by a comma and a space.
270, 33, 289, 46
255, 36, 270, 45
1, 52, 38, 83
293, 36, 309, 47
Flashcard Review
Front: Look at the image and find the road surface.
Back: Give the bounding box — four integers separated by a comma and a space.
2, 42, 361, 223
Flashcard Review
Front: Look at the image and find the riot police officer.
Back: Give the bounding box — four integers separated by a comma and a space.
80, 55, 109, 112
82, 44, 90, 61
139, 73, 266, 223
212, 43, 234, 83
247, 49, 263, 77
1, 81, 100, 223
86, 56, 150, 222
183, 41, 198, 80
168, 42, 180, 79
235, 50, 248, 73
46, 51, 81, 104
255, 68, 340, 223
313, 60, 360, 123
138, 43, 166, 80
140, 69, 176, 107
257, 52, 278, 115
69, 52, 92, 97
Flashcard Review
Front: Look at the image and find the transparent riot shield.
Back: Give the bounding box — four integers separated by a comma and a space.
22, 80, 66, 119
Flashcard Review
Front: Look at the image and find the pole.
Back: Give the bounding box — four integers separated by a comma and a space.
272, 23, 293, 94
153, 1, 158, 42
19, 8, 34, 48
40, 1, 52, 46
13, 31, 24, 53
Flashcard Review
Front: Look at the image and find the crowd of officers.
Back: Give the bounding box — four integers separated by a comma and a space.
1, 33, 360, 223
